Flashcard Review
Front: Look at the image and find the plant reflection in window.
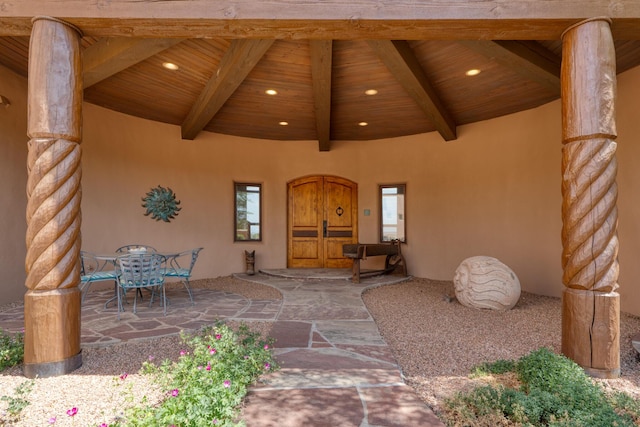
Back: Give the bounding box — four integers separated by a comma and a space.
235, 183, 262, 241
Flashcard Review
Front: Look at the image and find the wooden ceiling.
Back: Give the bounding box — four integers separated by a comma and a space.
2, 1, 640, 150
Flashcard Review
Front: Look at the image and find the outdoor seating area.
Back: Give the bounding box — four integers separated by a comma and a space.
80, 246, 203, 318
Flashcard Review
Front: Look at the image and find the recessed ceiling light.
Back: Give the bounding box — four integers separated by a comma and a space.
365, 89, 378, 96
265, 89, 278, 95
162, 62, 179, 71
358, 122, 368, 127
279, 121, 289, 126
465, 68, 481, 76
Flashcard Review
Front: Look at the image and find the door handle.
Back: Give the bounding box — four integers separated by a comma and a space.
323, 220, 327, 237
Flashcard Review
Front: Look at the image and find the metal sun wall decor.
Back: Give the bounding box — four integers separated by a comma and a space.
141, 185, 181, 222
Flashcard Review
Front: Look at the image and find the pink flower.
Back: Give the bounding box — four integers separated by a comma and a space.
223, 380, 231, 388
100, 424, 108, 427
170, 388, 179, 397
48, 417, 56, 424
206, 363, 211, 371
264, 344, 269, 350
148, 355, 155, 362
264, 362, 271, 371
210, 348, 217, 355
179, 350, 186, 356
120, 372, 128, 380
66, 407, 78, 417
197, 365, 203, 370
215, 334, 222, 340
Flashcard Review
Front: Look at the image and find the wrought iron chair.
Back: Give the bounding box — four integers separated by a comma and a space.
115, 245, 157, 299
115, 253, 167, 319
163, 247, 203, 304
80, 251, 118, 304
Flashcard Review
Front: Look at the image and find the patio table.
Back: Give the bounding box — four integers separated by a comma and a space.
90, 251, 181, 308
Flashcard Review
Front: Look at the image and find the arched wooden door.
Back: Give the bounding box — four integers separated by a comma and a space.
287, 176, 358, 268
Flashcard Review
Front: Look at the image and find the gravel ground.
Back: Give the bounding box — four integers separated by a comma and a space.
361, 277, 640, 421
2, 276, 640, 426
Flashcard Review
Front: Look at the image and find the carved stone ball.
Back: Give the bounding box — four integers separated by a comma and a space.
453, 256, 521, 310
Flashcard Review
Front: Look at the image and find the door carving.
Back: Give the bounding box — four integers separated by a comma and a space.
287, 176, 358, 268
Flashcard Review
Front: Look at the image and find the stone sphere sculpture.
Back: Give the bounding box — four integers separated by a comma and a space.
453, 256, 521, 310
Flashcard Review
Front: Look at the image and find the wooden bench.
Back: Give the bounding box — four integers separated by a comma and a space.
342, 240, 407, 283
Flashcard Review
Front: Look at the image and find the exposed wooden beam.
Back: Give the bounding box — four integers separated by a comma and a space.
181, 39, 274, 140
459, 40, 561, 93
83, 38, 183, 88
368, 39, 457, 141
309, 40, 333, 152
1, 1, 640, 39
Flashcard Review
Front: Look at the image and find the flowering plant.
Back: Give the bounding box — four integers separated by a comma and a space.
122, 321, 277, 426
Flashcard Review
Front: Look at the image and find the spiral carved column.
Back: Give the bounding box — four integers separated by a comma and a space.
561, 18, 620, 378
24, 17, 83, 378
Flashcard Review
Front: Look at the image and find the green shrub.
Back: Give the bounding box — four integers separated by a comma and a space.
443, 347, 639, 426
0, 328, 24, 371
471, 358, 516, 377
120, 321, 277, 427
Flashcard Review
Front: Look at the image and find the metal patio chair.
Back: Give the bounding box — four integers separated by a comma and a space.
163, 247, 203, 305
115, 245, 157, 299
115, 253, 167, 319
80, 251, 118, 304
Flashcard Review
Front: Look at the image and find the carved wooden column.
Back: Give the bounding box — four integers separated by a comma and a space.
24, 17, 83, 378
561, 18, 619, 378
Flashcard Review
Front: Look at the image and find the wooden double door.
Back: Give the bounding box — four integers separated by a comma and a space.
287, 176, 358, 268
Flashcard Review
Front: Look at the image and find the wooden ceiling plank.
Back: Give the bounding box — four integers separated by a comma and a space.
309, 40, 333, 151
459, 40, 561, 93
368, 39, 457, 141
83, 37, 183, 88
181, 39, 275, 140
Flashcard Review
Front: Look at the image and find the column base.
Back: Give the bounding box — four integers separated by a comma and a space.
583, 365, 621, 380
23, 350, 82, 379
562, 288, 620, 378
23, 287, 82, 377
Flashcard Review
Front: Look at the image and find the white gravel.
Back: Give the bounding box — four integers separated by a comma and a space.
2, 276, 640, 426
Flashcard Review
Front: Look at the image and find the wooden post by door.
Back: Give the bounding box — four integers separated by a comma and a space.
24, 17, 83, 378
561, 18, 620, 378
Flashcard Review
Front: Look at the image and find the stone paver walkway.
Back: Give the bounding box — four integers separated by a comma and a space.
239, 271, 444, 427
0, 270, 445, 427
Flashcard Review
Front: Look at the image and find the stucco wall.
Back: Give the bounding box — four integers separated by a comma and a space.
80, 96, 563, 297
616, 65, 640, 318
0, 65, 28, 305
77, 100, 560, 294
2, 64, 640, 315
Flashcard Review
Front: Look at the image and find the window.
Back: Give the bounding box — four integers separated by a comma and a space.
235, 183, 262, 241
380, 184, 406, 243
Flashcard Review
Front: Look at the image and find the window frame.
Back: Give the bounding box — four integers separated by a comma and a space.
234, 182, 263, 242
379, 183, 406, 243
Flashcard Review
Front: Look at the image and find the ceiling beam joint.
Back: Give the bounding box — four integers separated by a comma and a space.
181, 39, 275, 140
368, 39, 457, 141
